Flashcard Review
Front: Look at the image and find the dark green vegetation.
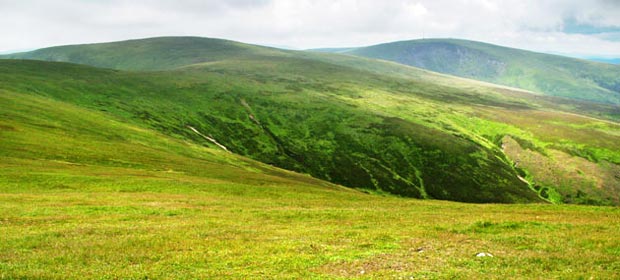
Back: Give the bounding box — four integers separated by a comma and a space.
0, 59, 533, 203
331, 39, 620, 104
2, 37, 620, 205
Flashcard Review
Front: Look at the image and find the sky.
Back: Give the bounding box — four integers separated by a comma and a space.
1, 0, 620, 57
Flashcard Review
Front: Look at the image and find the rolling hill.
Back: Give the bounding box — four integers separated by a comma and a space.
327, 39, 620, 105
0, 36, 289, 71
2, 37, 620, 205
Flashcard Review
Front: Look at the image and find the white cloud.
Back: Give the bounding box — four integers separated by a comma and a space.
0, 0, 619, 56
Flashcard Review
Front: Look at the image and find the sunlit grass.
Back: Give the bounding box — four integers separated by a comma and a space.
2, 172, 619, 278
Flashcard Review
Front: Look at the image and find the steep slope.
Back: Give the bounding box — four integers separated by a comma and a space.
0, 88, 342, 195
0, 59, 541, 203
336, 39, 620, 104
2, 37, 619, 205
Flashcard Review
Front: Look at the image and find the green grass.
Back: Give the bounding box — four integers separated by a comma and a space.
2, 171, 619, 278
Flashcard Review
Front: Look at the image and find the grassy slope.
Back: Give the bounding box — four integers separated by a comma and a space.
1, 37, 619, 205
0, 89, 337, 191
341, 39, 620, 104
0, 58, 539, 204
1, 90, 619, 278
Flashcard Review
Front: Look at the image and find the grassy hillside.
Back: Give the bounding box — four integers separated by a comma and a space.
7, 36, 617, 121
0, 36, 289, 71
0, 89, 336, 191
1, 37, 620, 205
2, 36, 620, 278
338, 39, 620, 104
1, 89, 619, 279
0, 59, 540, 203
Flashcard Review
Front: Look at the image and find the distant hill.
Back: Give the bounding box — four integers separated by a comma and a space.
329, 39, 620, 104
0, 36, 289, 71
2, 37, 619, 205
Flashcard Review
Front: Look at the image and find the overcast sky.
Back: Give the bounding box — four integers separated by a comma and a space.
1, 0, 620, 56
